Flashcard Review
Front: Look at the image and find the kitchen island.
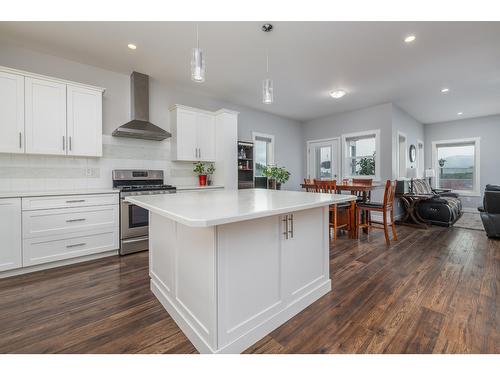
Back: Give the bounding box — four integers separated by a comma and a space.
126, 189, 356, 353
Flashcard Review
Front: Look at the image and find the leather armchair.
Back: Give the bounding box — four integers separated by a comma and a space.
410, 179, 463, 226
478, 184, 500, 238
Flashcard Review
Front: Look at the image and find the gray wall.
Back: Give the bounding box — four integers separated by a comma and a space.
0, 40, 303, 190
302, 103, 394, 181
391, 104, 424, 177
424, 114, 500, 208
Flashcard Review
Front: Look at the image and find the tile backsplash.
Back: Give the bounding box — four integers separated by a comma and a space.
0, 135, 198, 191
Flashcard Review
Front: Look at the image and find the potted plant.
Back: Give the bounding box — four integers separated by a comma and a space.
262, 165, 277, 189
274, 166, 291, 190
193, 162, 207, 186
206, 163, 215, 186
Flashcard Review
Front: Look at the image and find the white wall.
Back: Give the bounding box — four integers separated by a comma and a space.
424, 114, 500, 208
302, 103, 393, 181
0, 40, 303, 190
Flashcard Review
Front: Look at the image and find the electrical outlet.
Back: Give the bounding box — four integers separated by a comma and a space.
85, 168, 93, 177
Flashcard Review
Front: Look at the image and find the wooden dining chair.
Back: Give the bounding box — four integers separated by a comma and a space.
303, 178, 316, 192
314, 179, 353, 241
356, 180, 398, 246
352, 178, 373, 202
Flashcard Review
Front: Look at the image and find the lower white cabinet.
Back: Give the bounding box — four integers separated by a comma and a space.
21, 193, 119, 267
0, 198, 22, 272
23, 229, 118, 267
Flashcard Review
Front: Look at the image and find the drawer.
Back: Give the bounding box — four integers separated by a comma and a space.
23, 229, 119, 267
23, 205, 118, 239
22, 193, 119, 211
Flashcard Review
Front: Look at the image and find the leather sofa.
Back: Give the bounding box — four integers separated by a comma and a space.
478, 184, 500, 238
411, 179, 463, 226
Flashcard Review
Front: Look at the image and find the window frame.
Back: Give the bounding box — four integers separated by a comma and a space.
341, 129, 381, 181
431, 137, 480, 196
252, 131, 275, 177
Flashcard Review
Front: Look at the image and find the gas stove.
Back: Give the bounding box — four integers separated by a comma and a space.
112, 169, 176, 255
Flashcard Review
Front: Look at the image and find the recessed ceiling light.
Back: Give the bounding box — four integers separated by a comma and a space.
329, 90, 347, 99
457, 112, 463, 116
127, 44, 137, 50
441, 88, 450, 93
404, 35, 416, 43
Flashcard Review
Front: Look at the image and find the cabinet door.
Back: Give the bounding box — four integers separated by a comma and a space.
197, 112, 216, 161
67, 85, 103, 157
0, 71, 25, 154
25, 77, 67, 155
282, 207, 329, 302
0, 198, 22, 272
176, 109, 198, 160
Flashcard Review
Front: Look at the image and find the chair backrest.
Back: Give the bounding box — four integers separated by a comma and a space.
352, 178, 373, 199
314, 179, 337, 194
484, 190, 500, 214
303, 178, 315, 192
413, 179, 433, 195
382, 180, 398, 208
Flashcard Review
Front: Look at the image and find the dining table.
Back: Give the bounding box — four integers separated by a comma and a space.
300, 180, 385, 238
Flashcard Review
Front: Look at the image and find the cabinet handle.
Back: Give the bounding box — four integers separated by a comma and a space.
19, 132, 22, 149
66, 199, 86, 203
66, 243, 86, 248
69, 136, 72, 151
63, 136, 65, 151
282, 215, 289, 240
66, 218, 86, 223
288, 214, 294, 238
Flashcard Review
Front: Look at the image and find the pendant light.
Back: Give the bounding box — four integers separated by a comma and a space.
191, 24, 206, 83
262, 23, 274, 104
262, 54, 273, 104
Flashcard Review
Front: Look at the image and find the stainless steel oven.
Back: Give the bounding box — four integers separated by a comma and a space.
113, 170, 176, 255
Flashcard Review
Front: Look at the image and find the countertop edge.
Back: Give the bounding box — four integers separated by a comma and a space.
126, 194, 356, 227
0, 189, 119, 199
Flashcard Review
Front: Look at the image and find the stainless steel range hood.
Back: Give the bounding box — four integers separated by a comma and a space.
112, 72, 171, 141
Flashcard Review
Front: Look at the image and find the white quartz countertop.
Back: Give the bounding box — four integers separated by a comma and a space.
0, 188, 119, 199
126, 188, 356, 227
176, 185, 224, 191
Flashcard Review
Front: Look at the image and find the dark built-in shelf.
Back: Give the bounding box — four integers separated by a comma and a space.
238, 168, 253, 172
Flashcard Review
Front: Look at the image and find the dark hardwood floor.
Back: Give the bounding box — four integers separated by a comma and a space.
0, 225, 498, 354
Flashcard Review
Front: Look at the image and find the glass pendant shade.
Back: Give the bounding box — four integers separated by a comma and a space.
191, 47, 206, 83
262, 78, 273, 104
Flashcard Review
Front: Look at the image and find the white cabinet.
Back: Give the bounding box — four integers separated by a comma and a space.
0, 71, 25, 154
67, 85, 103, 157
171, 105, 216, 162
0, 198, 22, 272
25, 77, 67, 155
0, 65, 104, 158
197, 112, 216, 161
21, 193, 119, 268
281, 209, 328, 300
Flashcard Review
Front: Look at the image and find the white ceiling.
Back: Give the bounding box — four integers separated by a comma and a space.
1, 21, 499, 124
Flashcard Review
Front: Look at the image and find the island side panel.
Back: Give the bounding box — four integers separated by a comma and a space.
149, 212, 217, 353
215, 206, 331, 353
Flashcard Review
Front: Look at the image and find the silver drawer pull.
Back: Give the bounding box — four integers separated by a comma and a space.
66, 242, 86, 248
66, 218, 86, 223
66, 199, 86, 203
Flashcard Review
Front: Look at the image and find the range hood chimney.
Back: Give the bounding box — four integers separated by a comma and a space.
112, 72, 171, 141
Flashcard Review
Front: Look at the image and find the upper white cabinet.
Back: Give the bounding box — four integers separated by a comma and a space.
67, 85, 103, 157
0, 198, 22, 272
0, 71, 25, 154
0, 65, 104, 157
170, 105, 216, 162
25, 77, 67, 155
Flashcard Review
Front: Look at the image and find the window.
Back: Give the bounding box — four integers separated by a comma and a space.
397, 132, 407, 179
252, 132, 275, 177
306, 138, 340, 180
432, 138, 480, 195
417, 140, 424, 178
342, 130, 380, 180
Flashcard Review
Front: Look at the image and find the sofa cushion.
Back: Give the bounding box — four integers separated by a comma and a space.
485, 184, 500, 192
413, 179, 433, 195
